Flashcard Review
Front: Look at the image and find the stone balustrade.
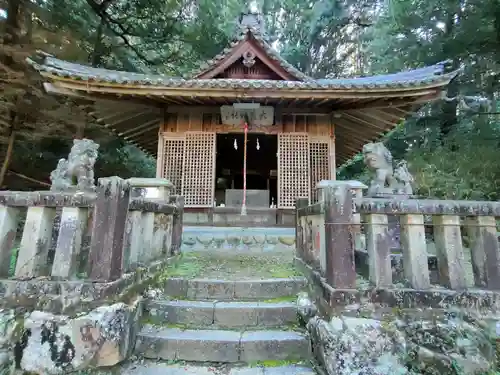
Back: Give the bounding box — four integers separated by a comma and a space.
296, 183, 500, 293
357, 197, 500, 291
0, 176, 184, 283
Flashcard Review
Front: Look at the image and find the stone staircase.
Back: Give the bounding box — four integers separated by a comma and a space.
133, 272, 316, 374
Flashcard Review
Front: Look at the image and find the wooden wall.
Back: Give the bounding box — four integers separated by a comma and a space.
159, 108, 334, 138
157, 108, 337, 205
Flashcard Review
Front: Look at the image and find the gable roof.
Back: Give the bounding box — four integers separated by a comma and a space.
190, 12, 313, 82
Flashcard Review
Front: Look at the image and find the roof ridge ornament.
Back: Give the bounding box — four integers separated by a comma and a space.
235, 11, 268, 40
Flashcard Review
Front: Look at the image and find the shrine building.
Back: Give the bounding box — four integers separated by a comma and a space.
28, 12, 457, 225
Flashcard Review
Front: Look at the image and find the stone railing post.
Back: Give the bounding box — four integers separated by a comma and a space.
0, 206, 20, 277
295, 197, 309, 259
125, 178, 176, 264
323, 184, 356, 288
51, 206, 89, 279
88, 177, 131, 281
433, 214, 467, 290
364, 213, 392, 287
170, 195, 184, 255
15, 206, 57, 278
400, 214, 431, 289
316, 180, 367, 251
465, 216, 500, 290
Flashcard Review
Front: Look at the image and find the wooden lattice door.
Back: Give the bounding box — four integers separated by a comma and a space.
310, 138, 330, 203
160, 135, 184, 195
278, 133, 310, 208
181, 132, 216, 207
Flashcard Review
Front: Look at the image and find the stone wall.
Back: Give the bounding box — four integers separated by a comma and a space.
297, 292, 498, 375
0, 300, 142, 374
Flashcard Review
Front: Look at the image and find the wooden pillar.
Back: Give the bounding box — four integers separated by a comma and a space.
329, 120, 336, 180
156, 132, 164, 178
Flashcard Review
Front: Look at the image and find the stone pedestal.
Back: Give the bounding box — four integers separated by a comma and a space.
127, 178, 174, 202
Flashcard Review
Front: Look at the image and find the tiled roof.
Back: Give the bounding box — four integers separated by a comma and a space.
28, 55, 457, 91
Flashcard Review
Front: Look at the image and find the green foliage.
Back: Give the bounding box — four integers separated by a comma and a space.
339, 0, 500, 201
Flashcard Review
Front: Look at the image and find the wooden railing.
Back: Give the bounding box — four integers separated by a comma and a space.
296, 183, 500, 291
0, 177, 184, 282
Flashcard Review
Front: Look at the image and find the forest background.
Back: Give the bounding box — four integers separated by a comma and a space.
1, 0, 499, 200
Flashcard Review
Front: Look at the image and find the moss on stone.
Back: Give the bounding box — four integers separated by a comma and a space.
156, 252, 302, 281
247, 359, 311, 368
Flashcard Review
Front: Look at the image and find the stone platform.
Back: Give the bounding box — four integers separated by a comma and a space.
181, 226, 296, 253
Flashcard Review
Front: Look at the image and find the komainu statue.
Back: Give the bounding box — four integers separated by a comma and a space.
50, 139, 99, 192
393, 160, 414, 195
362, 142, 414, 197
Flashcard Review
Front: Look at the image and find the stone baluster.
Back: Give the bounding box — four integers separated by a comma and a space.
15, 206, 57, 278
433, 215, 467, 290
51, 207, 88, 279
0, 206, 20, 277
152, 212, 169, 258
170, 195, 184, 255
123, 210, 144, 271
399, 214, 431, 289
364, 213, 392, 287
141, 212, 156, 263
295, 197, 309, 260
465, 216, 500, 290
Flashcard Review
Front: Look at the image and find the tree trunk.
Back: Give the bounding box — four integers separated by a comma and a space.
90, 18, 106, 68
0, 113, 17, 187
440, 2, 461, 142
5, 0, 21, 45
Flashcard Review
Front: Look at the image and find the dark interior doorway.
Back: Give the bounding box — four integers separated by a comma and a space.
215, 133, 278, 206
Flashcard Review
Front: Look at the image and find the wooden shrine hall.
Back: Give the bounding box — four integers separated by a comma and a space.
28, 12, 457, 225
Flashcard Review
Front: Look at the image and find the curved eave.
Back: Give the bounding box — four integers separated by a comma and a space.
38, 72, 455, 99
30, 57, 458, 164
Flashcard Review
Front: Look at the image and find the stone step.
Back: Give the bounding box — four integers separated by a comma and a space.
163, 277, 307, 301
181, 226, 296, 253
121, 361, 317, 375
145, 299, 298, 328
136, 326, 310, 363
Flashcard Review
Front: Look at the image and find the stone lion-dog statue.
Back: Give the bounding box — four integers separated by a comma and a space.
50, 139, 99, 192
362, 142, 414, 196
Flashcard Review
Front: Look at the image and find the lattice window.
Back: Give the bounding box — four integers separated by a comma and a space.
161, 136, 184, 195
278, 133, 310, 208
181, 132, 216, 207
310, 139, 330, 203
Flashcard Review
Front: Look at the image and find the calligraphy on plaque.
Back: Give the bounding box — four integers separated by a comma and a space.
220, 106, 274, 126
